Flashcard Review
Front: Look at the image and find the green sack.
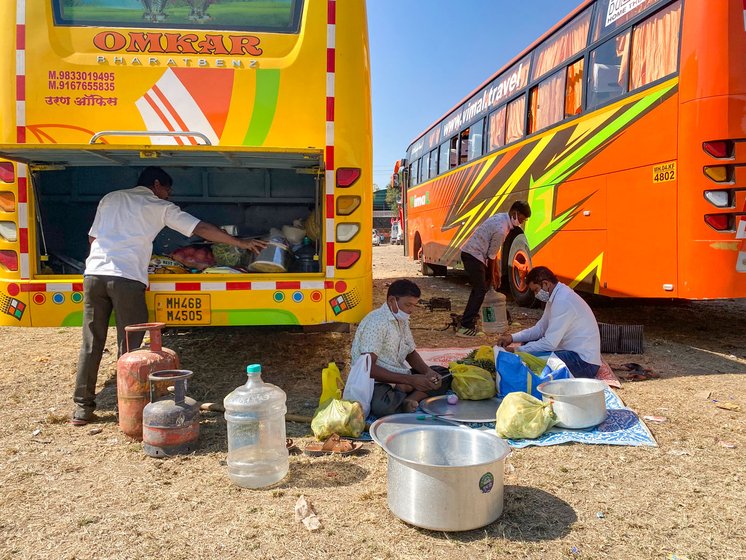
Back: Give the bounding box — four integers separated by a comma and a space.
495, 392, 557, 439
311, 398, 365, 440
448, 362, 496, 400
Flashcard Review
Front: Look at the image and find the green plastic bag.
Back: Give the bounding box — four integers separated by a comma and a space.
495, 392, 557, 439
448, 362, 496, 400
311, 398, 365, 440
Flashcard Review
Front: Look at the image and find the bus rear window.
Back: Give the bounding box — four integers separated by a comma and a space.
53, 0, 304, 33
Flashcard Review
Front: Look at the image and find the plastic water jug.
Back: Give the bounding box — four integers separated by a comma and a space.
223, 364, 289, 488
481, 288, 508, 334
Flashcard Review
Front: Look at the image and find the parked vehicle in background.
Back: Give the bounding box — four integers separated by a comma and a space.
390, 221, 403, 245
397, 0, 746, 306
372, 229, 381, 246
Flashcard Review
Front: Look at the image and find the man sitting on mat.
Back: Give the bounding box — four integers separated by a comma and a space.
350, 279, 451, 417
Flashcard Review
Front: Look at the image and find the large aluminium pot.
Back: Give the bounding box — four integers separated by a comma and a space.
371, 416, 511, 531
537, 378, 607, 429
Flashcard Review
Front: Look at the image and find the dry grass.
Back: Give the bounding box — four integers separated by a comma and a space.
0, 245, 745, 559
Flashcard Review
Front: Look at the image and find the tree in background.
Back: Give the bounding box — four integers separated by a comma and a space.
385, 179, 400, 212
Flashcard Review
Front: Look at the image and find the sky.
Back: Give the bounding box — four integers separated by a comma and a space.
367, 0, 583, 190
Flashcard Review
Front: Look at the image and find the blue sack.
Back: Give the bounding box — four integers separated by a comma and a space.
495, 349, 572, 399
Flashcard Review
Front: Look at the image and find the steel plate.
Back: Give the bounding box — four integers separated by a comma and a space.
369, 413, 465, 448
420, 395, 502, 423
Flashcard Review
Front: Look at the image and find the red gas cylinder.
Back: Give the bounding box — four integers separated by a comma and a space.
116, 323, 179, 440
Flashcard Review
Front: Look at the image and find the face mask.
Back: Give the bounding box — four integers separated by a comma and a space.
510, 213, 522, 228
536, 288, 550, 303
391, 298, 411, 322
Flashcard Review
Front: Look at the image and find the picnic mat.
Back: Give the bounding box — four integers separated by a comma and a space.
417, 346, 622, 388
360, 348, 655, 447
469, 388, 658, 448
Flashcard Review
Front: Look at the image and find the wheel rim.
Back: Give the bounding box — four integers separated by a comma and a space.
511, 250, 531, 293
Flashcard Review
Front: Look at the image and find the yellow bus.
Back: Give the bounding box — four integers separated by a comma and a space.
0, 0, 372, 328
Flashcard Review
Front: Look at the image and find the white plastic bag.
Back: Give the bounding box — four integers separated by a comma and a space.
342, 354, 374, 417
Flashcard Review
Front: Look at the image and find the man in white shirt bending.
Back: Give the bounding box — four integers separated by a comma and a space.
496, 266, 602, 378
71, 167, 266, 426
457, 200, 531, 337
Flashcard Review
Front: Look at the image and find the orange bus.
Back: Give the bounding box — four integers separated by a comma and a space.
399, 0, 746, 305
0, 0, 372, 328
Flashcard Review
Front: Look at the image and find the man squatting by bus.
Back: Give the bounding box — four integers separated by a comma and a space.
71, 166, 267, 426
457, 200, 531, 338
496, 266, 602, 379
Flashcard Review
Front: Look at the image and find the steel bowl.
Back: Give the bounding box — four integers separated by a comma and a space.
538, 378, 607, 429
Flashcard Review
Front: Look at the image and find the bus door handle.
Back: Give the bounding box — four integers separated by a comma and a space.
89, 130, 212, 145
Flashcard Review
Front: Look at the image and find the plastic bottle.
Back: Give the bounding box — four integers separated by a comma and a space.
223, 364, 289, 488
481, 288, 508, 334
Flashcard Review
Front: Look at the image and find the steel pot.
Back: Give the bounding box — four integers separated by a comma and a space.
248, 238, 291, 273
538, 378, 607, 429
371, 418, 511, 531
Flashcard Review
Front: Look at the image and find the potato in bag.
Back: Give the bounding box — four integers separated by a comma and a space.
448, 362, 496, 400
311, 398, 365, 440
495, 392, 557, 439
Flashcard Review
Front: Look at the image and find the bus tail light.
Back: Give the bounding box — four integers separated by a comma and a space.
336, 223, 360, 242
336, 250, 360, 269
336, 168, 361, 188
0, 162, 14, 183
0, 250, 18, 271
704, 214, 733, 232
336, 195, 361, 215
704, 190, 732, 208
703, 165, 731, 183
702, 140, 734, 159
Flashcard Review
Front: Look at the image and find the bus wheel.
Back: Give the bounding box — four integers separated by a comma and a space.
507, 234, 534, 307
419, 248, 446, 276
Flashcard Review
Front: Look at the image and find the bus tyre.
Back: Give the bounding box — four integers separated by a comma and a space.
420, 250, 446, 277
507, 234, 535, 307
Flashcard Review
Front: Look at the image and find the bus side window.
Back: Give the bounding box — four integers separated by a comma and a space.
410, 160, 419, 186
429, 148, 438, 178
529, 70, 564, 134
587, 30, 630, 110
506, 95, 526, 144
629, 1, 682, 90
468, 118, 485, 161
438, 142, 450, 175
449, 136, 458, 169
421, 151, 430, 181
565, 58, 584, 117
488, 106, 506, 152
459, 128, 470, 165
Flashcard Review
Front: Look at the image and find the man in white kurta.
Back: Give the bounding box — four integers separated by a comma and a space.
497, 266, 601, 378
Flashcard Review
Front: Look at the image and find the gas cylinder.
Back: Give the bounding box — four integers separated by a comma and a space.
116, 323, 179, 441
143, 370, 200, 457
481, 288, 508, 334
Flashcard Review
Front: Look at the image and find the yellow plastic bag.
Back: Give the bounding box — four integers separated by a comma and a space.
474, 345, 495, 363
448, 362, 496, 400
515, 352, 547, 376
311, 398, 366, 440
495, 392, 557, 439
319, 362, 343, 406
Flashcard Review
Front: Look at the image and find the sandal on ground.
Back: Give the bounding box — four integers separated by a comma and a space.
286, 438, 300, 454
303, 434, 363, 457
612, 363, 659, 381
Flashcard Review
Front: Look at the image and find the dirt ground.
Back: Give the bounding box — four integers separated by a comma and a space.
1, 244, 744, 560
